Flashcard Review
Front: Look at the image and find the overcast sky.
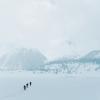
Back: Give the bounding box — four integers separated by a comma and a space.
0, 0, 100, 59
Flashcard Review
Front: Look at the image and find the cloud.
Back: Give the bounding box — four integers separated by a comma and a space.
0, 0, 100, 59
16, 0, 58, 39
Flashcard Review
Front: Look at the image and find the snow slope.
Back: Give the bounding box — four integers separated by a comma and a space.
82, 50, 100, 60
44, 50, 100, 74
0, 47, 100, 74
0, 47, 46, 70
0, 71, 100, 100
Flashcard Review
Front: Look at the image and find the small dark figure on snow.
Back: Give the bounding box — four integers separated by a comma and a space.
26, 83, 28, 88
24, 85, 26, 90
30, 82, 32, 86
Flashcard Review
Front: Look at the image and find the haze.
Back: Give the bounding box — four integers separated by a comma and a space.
0, 0, 100, 59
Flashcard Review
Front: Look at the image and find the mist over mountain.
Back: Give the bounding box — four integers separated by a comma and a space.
0, 44, 100, 74
79, 50, 100, 64
44, 50, 100, 74
0, 47, 47, 70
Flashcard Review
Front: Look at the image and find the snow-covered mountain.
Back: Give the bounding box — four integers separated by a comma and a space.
43, 50, 100, 74
84, 50, 100, 59
0, 47, 46, 70
79, 50, 100, 64
0, 46, 100, 74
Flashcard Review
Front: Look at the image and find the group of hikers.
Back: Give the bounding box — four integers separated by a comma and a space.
24, 81, 32, 91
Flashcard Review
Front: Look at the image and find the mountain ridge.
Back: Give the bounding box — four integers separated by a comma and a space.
0, 47, 47, 70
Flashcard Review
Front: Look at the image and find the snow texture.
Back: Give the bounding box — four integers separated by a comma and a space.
0, 71, 100, 100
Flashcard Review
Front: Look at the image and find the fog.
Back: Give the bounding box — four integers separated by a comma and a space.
0, 0, 100, 59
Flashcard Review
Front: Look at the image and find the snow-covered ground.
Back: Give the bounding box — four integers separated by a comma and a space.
0, 71, 100, 100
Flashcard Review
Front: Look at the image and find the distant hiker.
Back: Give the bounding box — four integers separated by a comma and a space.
26, 83, 28, 88
24, 85, 26, 90
30, 82, 32, 86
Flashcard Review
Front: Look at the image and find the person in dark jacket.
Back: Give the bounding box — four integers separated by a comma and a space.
26, 83, 28, 88
24, 85, 26, 90
30, 81, 32, 86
